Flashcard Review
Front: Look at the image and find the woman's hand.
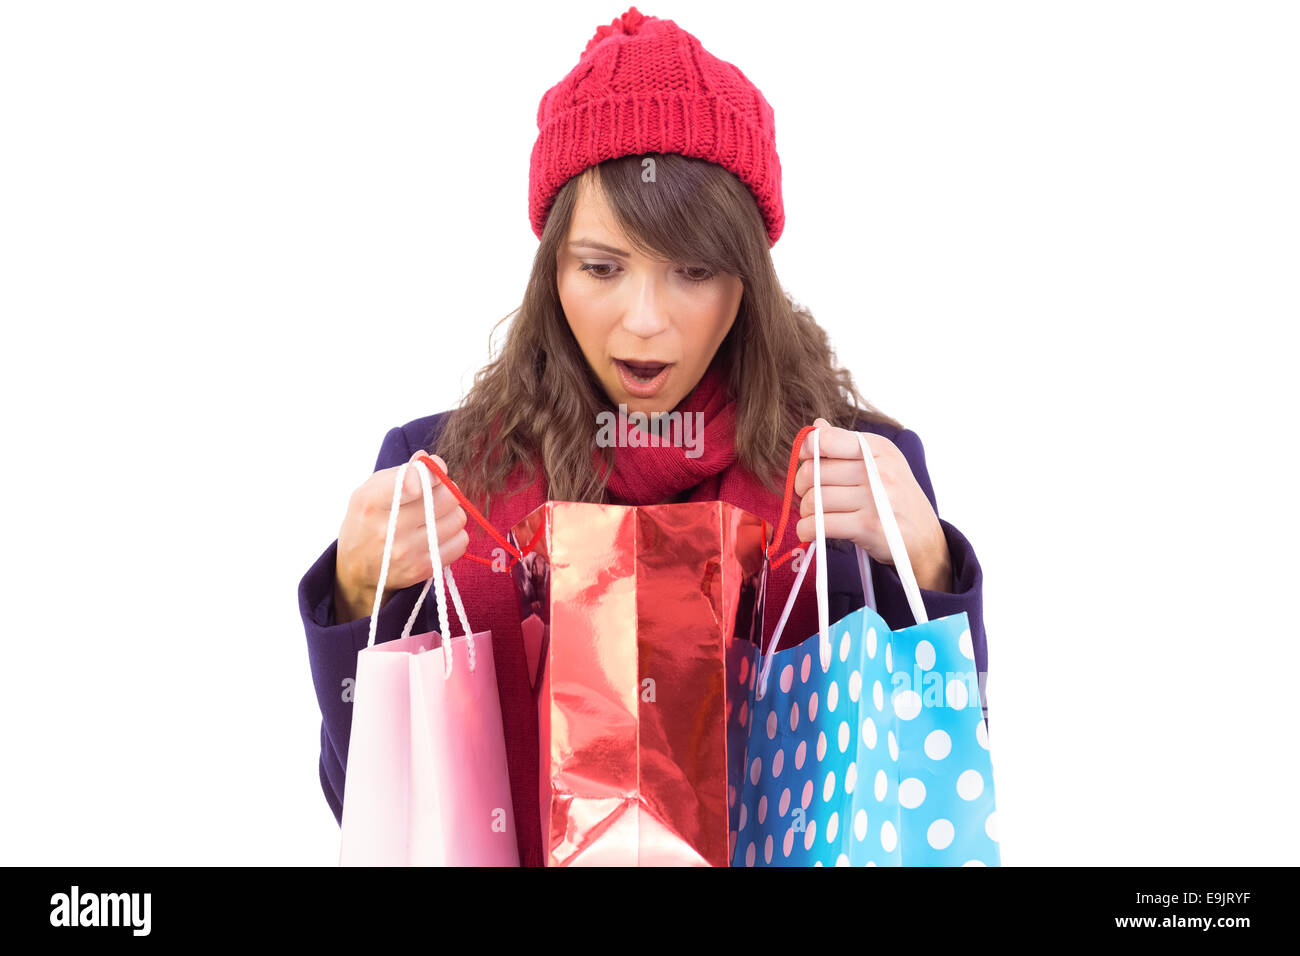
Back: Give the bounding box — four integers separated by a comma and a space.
793, 418, 954, 593
333, 450, 470, 624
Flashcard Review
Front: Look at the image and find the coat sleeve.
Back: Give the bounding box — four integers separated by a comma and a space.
297, 425, 444, 825
844, 426, 991, 725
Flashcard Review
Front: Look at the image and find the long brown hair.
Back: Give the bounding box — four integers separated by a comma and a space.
432, 152, 902, 514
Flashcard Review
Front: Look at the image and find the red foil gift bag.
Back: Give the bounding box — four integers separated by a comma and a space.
508, 500, 769, 866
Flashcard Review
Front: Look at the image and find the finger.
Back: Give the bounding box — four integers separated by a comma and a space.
432, 503, 468, 546
798, 484, 872, 519
793, 457, 869, 495
794, 511, 871, 545
797, 423, 857, 461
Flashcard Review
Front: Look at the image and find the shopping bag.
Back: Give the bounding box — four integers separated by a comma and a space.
733, 428, 1000, 866
507, 500, 768, 866
339, 455, 519, 866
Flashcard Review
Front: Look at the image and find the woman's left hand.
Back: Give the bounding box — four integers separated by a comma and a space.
793, 418, 954, 593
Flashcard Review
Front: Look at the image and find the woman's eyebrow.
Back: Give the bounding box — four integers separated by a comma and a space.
568, 238, 631, 256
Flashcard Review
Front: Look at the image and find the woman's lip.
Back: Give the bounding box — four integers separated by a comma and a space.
614, 359, 674, 398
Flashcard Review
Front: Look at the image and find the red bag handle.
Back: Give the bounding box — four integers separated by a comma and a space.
413, 423, 817, 572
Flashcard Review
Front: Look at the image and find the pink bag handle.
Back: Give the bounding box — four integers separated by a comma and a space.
367, 458, 476, 677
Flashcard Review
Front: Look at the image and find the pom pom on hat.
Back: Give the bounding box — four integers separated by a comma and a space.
584, 5, 648, 54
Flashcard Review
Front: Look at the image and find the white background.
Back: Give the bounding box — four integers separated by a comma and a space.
1, 0, 1296, 866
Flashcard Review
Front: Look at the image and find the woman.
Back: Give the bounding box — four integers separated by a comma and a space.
298, 6, 988, 867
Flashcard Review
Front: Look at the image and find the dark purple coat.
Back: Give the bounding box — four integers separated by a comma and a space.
299, 412, 990, 842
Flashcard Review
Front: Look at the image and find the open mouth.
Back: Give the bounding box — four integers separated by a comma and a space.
617, 359, 670, 381
614, 358, 674, 397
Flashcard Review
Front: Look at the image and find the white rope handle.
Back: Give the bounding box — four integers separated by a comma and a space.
755, 425, 930, 696
756, 427, 832, 698
366, 460, 411, 649
410, 456, 476, 676
854, 431, 928, 625
364, 457, 476, 676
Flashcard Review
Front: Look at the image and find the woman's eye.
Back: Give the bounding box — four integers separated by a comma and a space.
579, 262, 618, 281
578, 262, 714, 282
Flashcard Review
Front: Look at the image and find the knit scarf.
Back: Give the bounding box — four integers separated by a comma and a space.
439, 355, 821, 865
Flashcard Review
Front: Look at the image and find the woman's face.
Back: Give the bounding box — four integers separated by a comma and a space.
556, 175, 744, 416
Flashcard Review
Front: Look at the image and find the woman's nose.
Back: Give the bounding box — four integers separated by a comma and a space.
620, 273, 671, 338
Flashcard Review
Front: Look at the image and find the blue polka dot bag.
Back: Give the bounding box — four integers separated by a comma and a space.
730, 429, 1000, 866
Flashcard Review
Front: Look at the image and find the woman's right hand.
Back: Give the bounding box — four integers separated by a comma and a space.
333, 450, 470, 625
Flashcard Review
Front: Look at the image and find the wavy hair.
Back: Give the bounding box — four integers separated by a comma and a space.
431, 153, 901, 514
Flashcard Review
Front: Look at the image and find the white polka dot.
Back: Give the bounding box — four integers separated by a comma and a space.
800, 653, 811, 683
885, 642, 893, 673
963, 859, 986, 867
957, 769, 984, 800
739, 803, 748, 830
728, 784, 736, 808
766, 710, 779, 739
745, 841, 756, 866
772, 748, 785, 778
790, 701, 800, 732
804, 819, 818, 850
816, 731, 827, 761
750, 757, 762, 784
764, 834, 774, 863
782, 828, 794, 857
914, 639, 935, 671
866, 861, 877, 867
738, 656, 750, 684
835, 853, 850, 866
779, 663, 794, 693
854, 809, 868, 841
779, 788, 791, 816
840, 631, 851, 662
827, 681, 839, 713
881, 820, 897, 852
795, 740, 807, 770
837, 720, 851, 753
862, 717, 878, 749
823, 771, 836, 802
874, 769, 887, 801
801, 780, 813, 809
729, 829, 737, 859
985, 810, 999, 842
977, 719, 990, 750
946, 679, 969, 709
894, 688, 922, 721
848, 670, 862, 701
827, 811, 839, 842
739, 701, 748, 727
872, 680, 883, 712
888, 731, 898, 761
814, 861, 823, 867
927, 818, 955, 850
958, 628, 974, 660
924, 729, 951, 760
898, 777, 926, 809
866, 627, 877, 658
757, 795, 768, 824
844, 762, 858, 794
808, 691, 819, 721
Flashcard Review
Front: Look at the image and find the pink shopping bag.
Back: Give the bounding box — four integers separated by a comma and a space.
338, 455, 519, 866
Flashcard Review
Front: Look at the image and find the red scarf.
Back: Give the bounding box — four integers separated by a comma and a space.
433, 357, 820, 865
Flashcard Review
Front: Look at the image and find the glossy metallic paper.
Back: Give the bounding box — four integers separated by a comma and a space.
510, 500, 768, 866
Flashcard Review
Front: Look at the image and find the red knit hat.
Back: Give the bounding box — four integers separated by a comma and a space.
528, 6, 785, 247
